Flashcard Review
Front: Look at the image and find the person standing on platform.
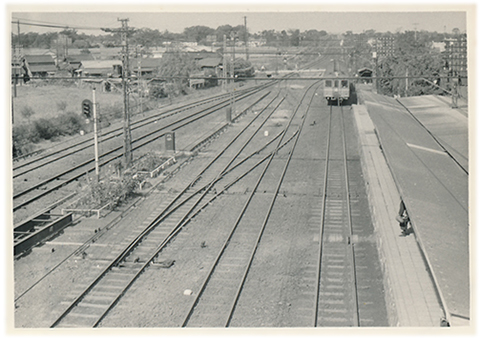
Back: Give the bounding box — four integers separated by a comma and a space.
396, 200, 410, 235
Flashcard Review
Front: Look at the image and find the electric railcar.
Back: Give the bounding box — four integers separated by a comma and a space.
323, 60, 350, 105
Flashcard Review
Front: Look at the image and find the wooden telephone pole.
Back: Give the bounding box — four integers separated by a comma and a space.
118, 18, 133, 169
244, 16, 249, 61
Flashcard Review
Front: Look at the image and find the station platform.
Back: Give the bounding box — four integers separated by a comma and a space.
352, 85, 469, 328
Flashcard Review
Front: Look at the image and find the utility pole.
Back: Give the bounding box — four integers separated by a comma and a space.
244, 16, 249, 61
92, 87, 100, 182
231, 31, 236, 81
223, 34, 227, 90
138, 47, 143, 114
118, 18, 133, 169
405, 67, 409, 97
13, 20, 21, 98
372, 51, 378, 93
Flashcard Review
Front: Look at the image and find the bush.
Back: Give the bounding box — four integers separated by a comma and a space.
20, 106, 36, 120
149, 84, 167, 99
74, 176, 139, 210
136, 153, 168, 171
53, 112, 85, 136
33, 118, 60, 140
11, 107, 101, 158
12, 123, 40, 157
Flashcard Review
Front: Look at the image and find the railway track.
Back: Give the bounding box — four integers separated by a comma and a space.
314, 104, 359, 326
12, 85, 272, 214
47, 89, 294, 327
12, 83, 265, 167
179, 102, 385, 327
16, 57, 386, 328
181, 81, 320, 327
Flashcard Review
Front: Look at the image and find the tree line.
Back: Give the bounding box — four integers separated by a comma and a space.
11, 25, 331, 49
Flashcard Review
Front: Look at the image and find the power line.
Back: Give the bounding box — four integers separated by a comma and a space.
11, 19, 110, 31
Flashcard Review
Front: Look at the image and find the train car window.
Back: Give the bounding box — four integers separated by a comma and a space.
325, 80, 332, 87
335, 80, 339, 88
341, 80, 348, 88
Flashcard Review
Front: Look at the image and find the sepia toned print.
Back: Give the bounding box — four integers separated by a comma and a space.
9, 6, 471, 331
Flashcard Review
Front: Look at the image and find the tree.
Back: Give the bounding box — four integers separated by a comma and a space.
378, 33, 444, 97
289, 29, 300, 47
215, 25, 234, 42
183, 25, 215, 43
132, 28, 163, 47
155, 49, 197, 98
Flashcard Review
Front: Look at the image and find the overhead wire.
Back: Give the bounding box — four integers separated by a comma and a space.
11, 17, 116, 31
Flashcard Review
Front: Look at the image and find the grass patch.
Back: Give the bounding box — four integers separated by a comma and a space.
13, 84, 123, 124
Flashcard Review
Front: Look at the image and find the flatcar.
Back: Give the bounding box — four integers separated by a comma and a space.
323, 59, 350, 105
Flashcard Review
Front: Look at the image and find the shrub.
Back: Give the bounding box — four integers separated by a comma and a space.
53, 112, 86, 136
136, 153, 168, 171
149, 84, 167, 99
74, 176, 139, 210
12, 123, 40, 157
33, 118, 59, 140
20, 106, 36, 120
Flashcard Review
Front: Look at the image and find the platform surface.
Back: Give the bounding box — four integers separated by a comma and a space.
359, 88, 469, 324
397, 95, 468, 173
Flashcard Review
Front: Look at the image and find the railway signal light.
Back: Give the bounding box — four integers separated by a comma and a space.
82, 99, 93, 118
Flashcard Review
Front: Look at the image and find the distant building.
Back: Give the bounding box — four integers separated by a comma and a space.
189, 72, 206, 89
206, 35, 217, 44
431, 41, 445, 52
75, 60, 122, 77
376, 37, 396, 57
24, 55, 56, 77
249, 38, 266, 47
191, 51, 218, 61
197, 57, 223, 76
129, 58, 163, 76
444, 35, 467, 80
64, 53, 95, 69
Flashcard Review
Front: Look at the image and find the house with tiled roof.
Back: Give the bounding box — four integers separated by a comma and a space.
129, 58, 163, 76
75, 60, 122, 77
24, 54, 56, 77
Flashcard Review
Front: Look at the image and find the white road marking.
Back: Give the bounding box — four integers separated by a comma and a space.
406, 143, 447, 156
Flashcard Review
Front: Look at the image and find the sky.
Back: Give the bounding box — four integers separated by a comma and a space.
9, 6, 469, 36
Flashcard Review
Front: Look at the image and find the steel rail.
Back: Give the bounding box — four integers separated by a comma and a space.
90, 94, 290, 327
93, 129, 297, 328
224, 82, 319, 327
313, 105, 333, 327
13, 87, 267, 200
50, 91, 285, 328
13, 89, 270, 212
340, 105, 360, 326
182, 81, 320, 327
13, 82, 268, 170
13, 71, 290, 164
12, 92, 229, 176
113, 94, 284, 265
